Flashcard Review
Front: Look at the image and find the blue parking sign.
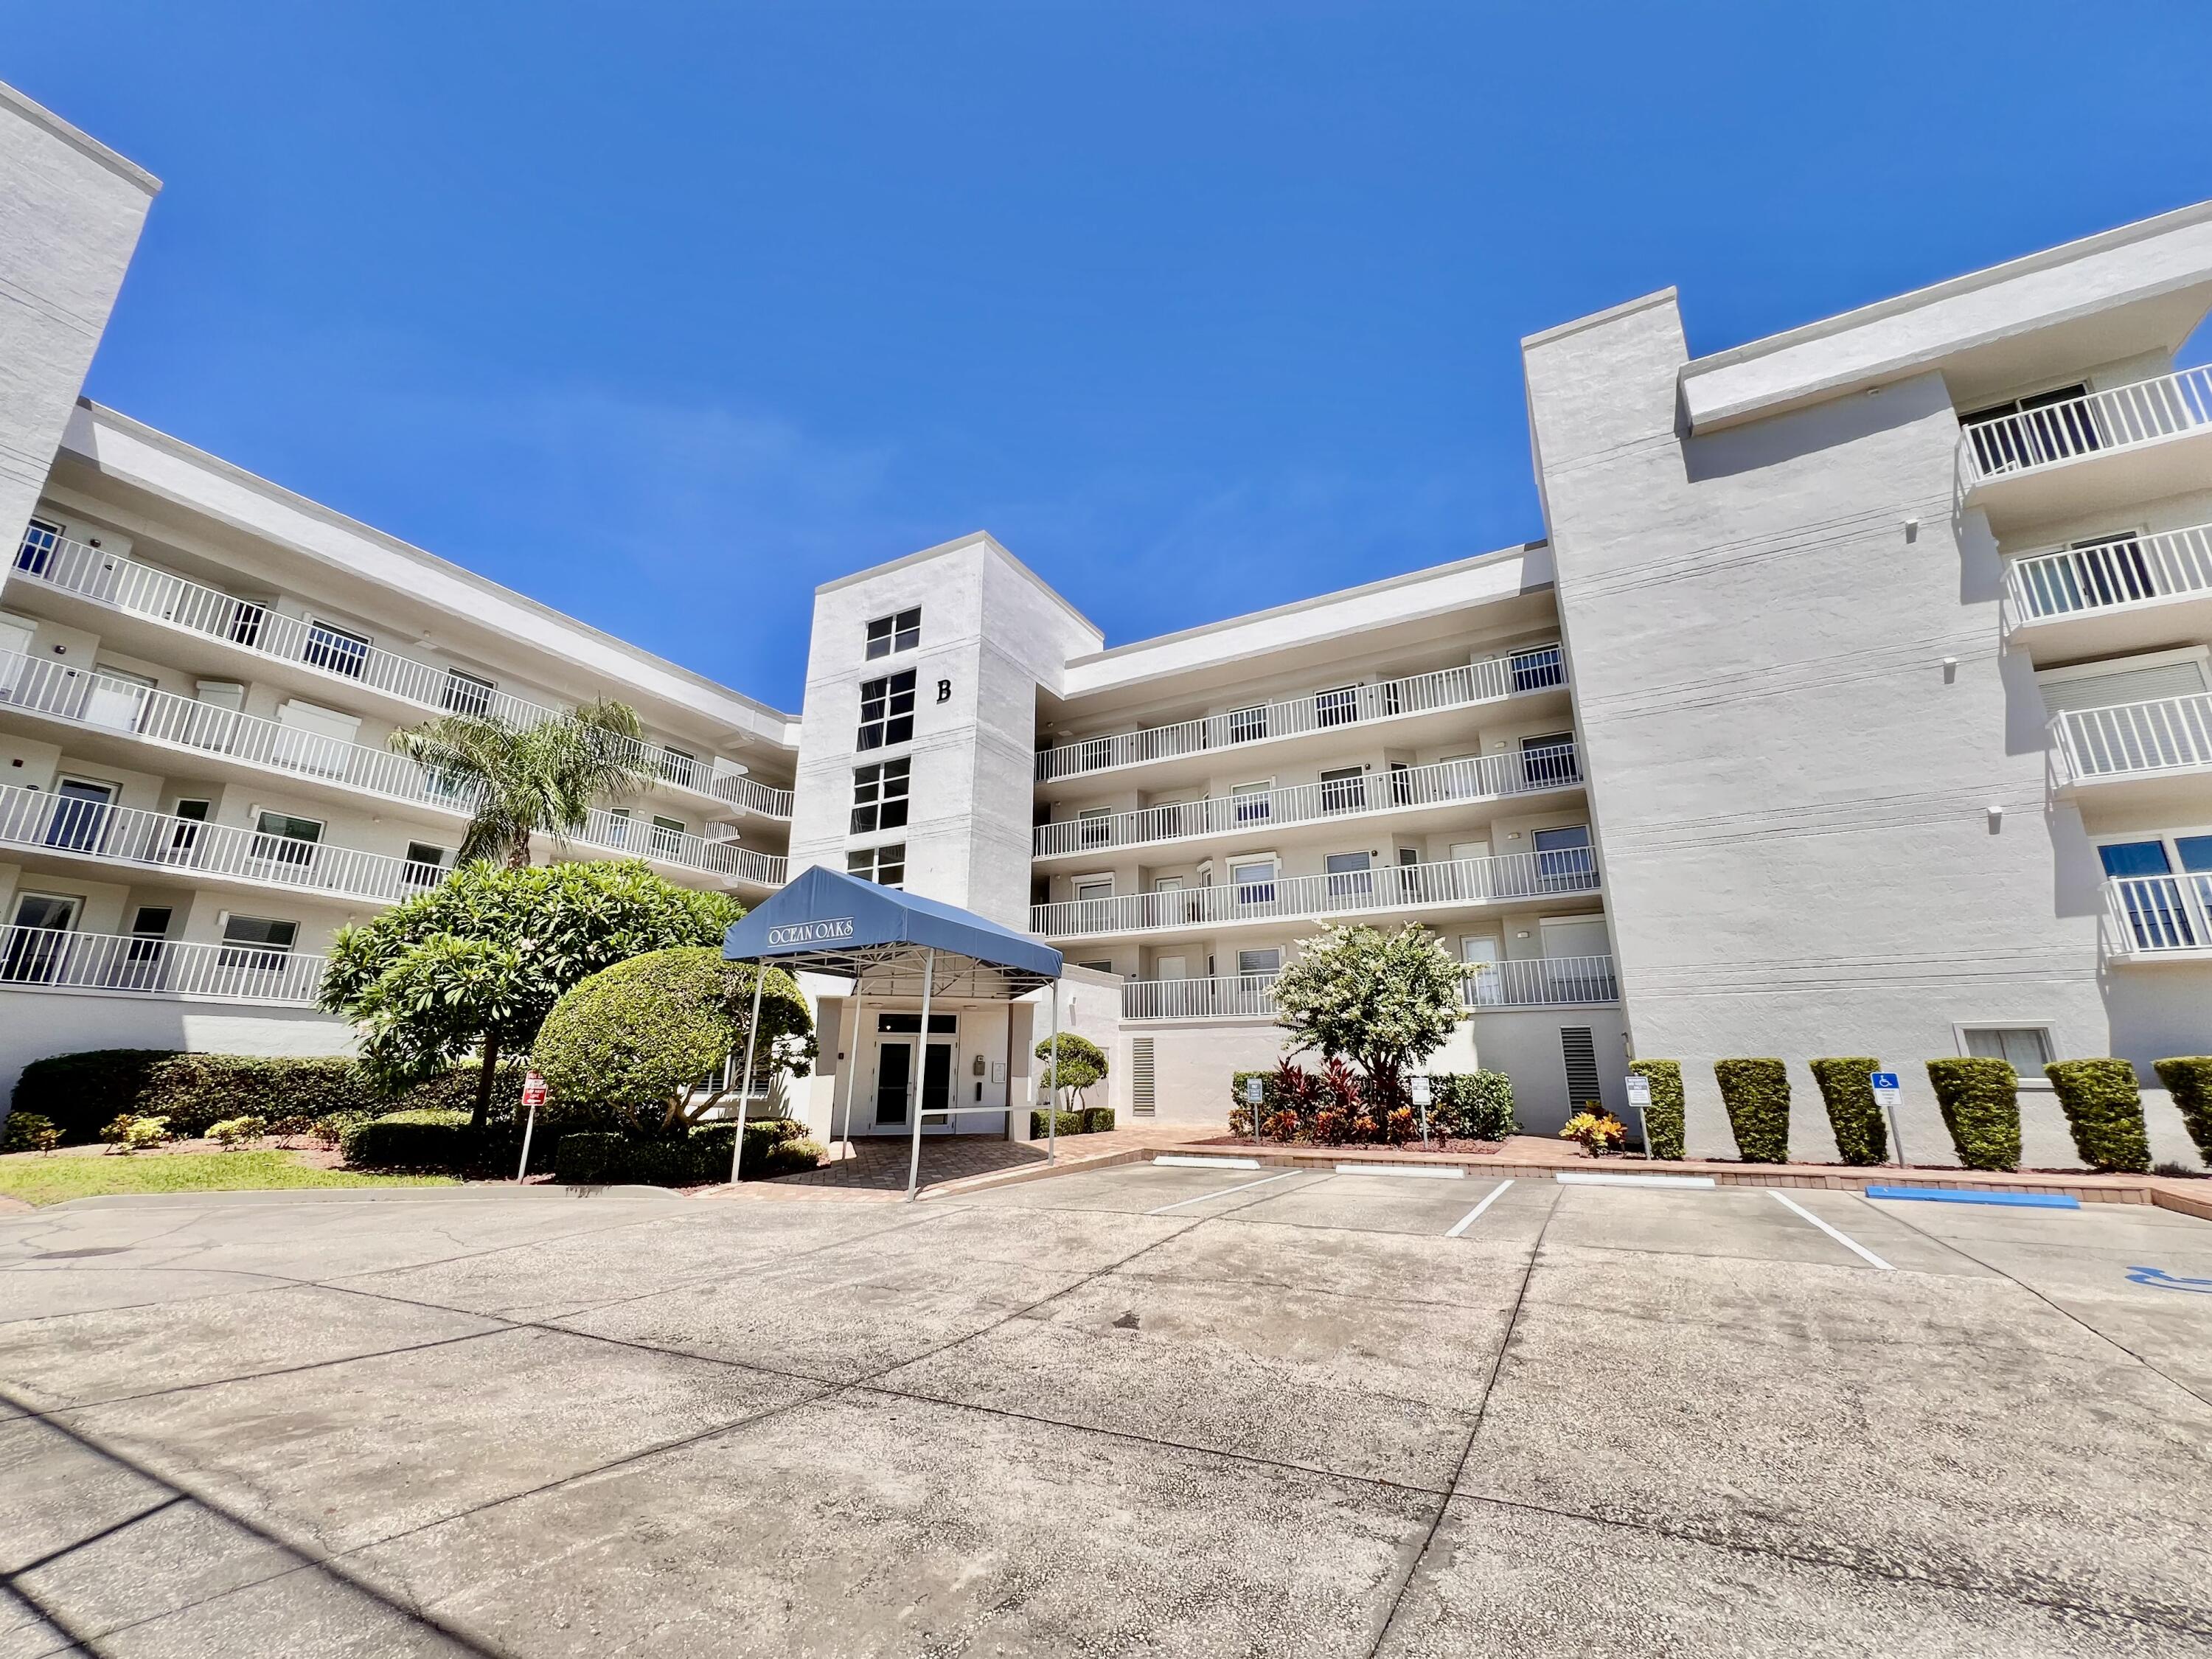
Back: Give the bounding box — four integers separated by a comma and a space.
1870, 1072, 1899, 1091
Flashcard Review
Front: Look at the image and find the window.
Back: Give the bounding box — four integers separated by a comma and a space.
1963, 1027, 2053, 1071
878, 1011, 956, 1034
441, 669, 496, 717
226, 599, 267, 649
127, 907, 172, 969
1074, 877, 1113, 904
1236, 947, 1281, 977
1232, 781, 1272, 824
1961, 384, 2096, 476
1081, 960, 1114, 974
302, 619, 371, 678
1228, 705, 1268, 744
15, 517, 61, 577
220, 915, 297, 970
851, 758, 911, 834
658, 746, 699, 789
866, 608, 922, 659
858, 669, 917, 750
651, 815, 686, 856
1533, 824, 1594, 889
1319, 765, 1366, 813
1325, 850, 1373, 899
1522, 733, 1578, 787
252, 810, 324, 869
1511, 644, 1565, 692
848, 843, 905, 888
1315, 686, 1358, 728
403, 843, 447, 888
1232, 859, 1277, 905
164, 798, 209, 862
1078, 807, 1110, 849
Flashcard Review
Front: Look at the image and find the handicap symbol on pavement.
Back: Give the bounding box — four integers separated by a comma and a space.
2126, 1266, 2212, 1295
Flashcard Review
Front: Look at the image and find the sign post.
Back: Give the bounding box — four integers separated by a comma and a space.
1624, 1073, 1653, 1160
1243, 1074, 1265, 1147
1869, 1071, 1905, 1167
515, 1070, 546, 1181
1409, 1074, 1433, 1145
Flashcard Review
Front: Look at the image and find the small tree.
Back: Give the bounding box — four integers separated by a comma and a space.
1034, 1032, 1107, 1111
319, 860, 742, 1130
1272, 924, 1462, 1104
534, 948, 813, 1138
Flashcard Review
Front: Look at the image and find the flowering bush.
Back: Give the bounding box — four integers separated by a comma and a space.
1560, 1110, 1628, 1156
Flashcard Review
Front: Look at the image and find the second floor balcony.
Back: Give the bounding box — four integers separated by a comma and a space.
2049, 695, 2212, 806
1034, 741, 1582, 860
1, 922, 326, 1006
1032, 848, 1599, 940
10, 528, 793, 821
1119, 953, 1619, 1020
1035, 644, 1566, 787
2101, 872, 2212, 963
1958, 365, 2212, 530
574, 807, 785, 892
2005, 523, 2212, 661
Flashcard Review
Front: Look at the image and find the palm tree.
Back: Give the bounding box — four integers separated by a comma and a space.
389, 698, 659, 868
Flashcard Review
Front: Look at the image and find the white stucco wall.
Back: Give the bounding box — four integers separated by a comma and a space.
0, 990, 355, 1114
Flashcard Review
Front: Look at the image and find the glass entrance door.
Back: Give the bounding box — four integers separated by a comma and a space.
874, 1041, 913, 1125
46, 780, 115, 853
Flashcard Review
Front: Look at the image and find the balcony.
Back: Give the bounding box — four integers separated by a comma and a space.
8, 531, 790, 821
2005, 524, 2212, 661
2048, 695, 2212, 808
1119, 953, 1619, 1020
574, 807, 786, 892
1034, 742, 1581, 860
1036, 645, 1567, 787
0, 783, 445, 907
2101, 874, 2212, 964
0, 924, 326, 1005
1033, 849, 1599, 940
1957, 366, 2212, 531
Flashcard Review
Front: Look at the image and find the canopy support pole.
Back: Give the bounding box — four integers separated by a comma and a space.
905, 947, 935, 1202
835, 976, 866, 1158
728, 964, 766, 1186
1046, 978, 1060, 1167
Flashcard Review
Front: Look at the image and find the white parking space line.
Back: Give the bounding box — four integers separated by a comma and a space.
1145, 1170, 1304, 1215
1770, 1189, 1894, 1270
1334, 1163, 1467, 1180
1153, 1155, 1260, 1170
1555, 1172, 1717, 1189
1445, 1178, 1514, 1238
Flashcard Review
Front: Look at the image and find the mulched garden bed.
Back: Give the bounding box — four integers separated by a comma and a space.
1193, 1133, 1506, 1156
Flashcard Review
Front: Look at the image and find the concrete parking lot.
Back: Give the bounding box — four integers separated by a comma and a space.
3, 1163, 2210, 1657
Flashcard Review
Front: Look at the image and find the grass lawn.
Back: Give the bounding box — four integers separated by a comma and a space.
0, 1150, 459, 1207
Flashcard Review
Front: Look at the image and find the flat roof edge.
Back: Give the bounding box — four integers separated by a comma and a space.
1523, 289, 1679, 350
0, 80, 161, 195
815, 529, 1102, 641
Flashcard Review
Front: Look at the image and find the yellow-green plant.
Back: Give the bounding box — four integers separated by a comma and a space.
101, 1114, 173, 1155
3, 1111, 62, 1154
206, 1115, 268, 1148
1560, 1110, 1627, 1155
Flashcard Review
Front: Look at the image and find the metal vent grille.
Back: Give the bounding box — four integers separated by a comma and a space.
1130, 1037, 1156, 1116
1559, 1026, 1601, 1113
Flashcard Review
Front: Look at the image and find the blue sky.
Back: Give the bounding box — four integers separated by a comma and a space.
8, 4, 2210, 713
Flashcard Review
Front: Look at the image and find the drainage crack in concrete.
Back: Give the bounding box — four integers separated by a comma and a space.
1363, 1179, 1562, 1658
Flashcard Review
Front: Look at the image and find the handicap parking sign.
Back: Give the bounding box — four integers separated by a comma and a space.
1870, 1072, 1901, 1107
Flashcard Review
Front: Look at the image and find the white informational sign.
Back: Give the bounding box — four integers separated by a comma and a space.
1870, 1071, 1901, 1109
1624, 1074, 1652, 1108
1242, 1076, 1265, 1105
1408, 1076, 1433, 1107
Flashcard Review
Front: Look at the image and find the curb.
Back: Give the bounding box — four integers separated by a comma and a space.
37, 1182, 681, 1212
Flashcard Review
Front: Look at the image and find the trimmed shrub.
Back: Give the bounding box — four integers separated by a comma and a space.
1713, 1059, 1790, 1164
2152, 1057, 2212, 1161
13, 1050, 187, 1142
1081, 1106, 1116, 1133
1806, 1057, 1887, 1166
206, 1116, 268, 1149
765, 1138, 824, 1175
3, 1111, 60, 1153
340, 1110, 476, 1169
551, 1120, 810, 1185
102, 1114, 172, 1153
1628, 1061, 1685, 1161
1925, 1058, 2020, 1172
1430, 1071, 1517, 1141
2045, 1060, 2151, 1175
1029, 1109, 1085, 1139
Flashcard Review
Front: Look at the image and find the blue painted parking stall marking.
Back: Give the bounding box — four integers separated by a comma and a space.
1865, 1186, 2081, 1209
764, 917, 855, 948
2126, 1266, 2212, 1295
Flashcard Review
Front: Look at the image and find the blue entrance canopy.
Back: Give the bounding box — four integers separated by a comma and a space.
722, 865, 1062, 990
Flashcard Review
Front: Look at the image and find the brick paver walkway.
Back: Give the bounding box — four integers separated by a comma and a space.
703, 1123, 1216, 1202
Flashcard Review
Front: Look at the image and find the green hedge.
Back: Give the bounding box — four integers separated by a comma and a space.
2152, 1057, 2212, 1161
1925, 1058, 2020, 1172
1029, 1109, 1086, 1139
1713, 1059, 1790, 1164
1081, 1106, 1116, 1133
13, 1050, 522, 1145
340, 1110, 476, 1169
1807, 1057, 1888, 1166
1430, 1072, 1517, 1141
1627, 1060, 1685, 1161
2045, 1060, 2150, 1175
552, 1120, 815, 1186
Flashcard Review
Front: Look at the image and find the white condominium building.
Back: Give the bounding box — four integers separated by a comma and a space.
4, 80, 2208, 1165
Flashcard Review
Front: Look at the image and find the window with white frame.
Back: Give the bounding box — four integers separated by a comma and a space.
15, 517, 62, 577
251, 810, 324, 869
1077, 807, 1110, 848
302, 619, 371, 678
1236, 947, 1281, 976
1232, 780, 1272, 824
858, 669, 917, 750
1315, 685, 1358, 728
865, 608, 922, 660
847, 843, 906, 888
851, 758, 911, 835
1231, 858, 1277, 905
441, 669, 496, 717
219, 914, 298, 969
1961, 1026, 2053, 1071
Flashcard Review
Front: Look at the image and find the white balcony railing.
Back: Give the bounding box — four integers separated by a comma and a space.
2050, 695, 2212, 786
1036, 645, 1567, 784
0, 924, 326, 1004
2102, 873, 2212, 956
1036, 742, 1580, 858
1119, 953, 1619, 1020
2007, 524, 2212, 626
1034, 849, 1597, 939
0, 783, 445, 905
1958, 365, 2212, 490
574, 807, 786, 888
9, 531, 790, 820
0, 648, 481, 812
